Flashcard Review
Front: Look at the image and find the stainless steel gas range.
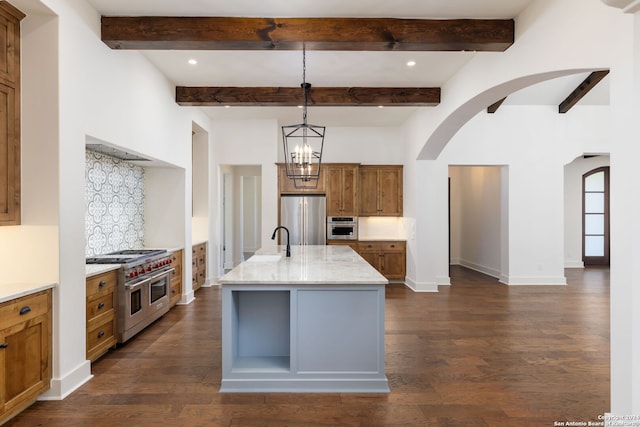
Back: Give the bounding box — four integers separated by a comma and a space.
86, 249, 175, 343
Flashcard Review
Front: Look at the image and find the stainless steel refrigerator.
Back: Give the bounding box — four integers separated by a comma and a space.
280, 194, 326, 245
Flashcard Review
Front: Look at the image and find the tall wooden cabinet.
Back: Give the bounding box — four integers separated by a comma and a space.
0, 2, 24, 226
326, 164, 358, 216
359, 165, 403, 216
0, 289, 52, 424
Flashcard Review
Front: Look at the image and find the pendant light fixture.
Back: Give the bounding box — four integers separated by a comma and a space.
281, 45, 325, 189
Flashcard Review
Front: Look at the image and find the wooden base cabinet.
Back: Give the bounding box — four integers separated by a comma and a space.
357, 241, 406, 281
170, 250, 183, 307
86, 271, 117, 362
0, 289, 52, 424
192, 243, 207, 291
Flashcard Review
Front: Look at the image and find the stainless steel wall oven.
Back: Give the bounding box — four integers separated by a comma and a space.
327, 216, 358, 240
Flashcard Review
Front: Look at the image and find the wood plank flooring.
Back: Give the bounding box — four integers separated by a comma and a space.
5, 266, 610, 427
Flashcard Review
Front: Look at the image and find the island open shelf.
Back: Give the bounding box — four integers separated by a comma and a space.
219, 245, 390, 393
230, 290, 291, 373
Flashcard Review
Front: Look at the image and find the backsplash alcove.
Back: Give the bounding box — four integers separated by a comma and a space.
85, 149, 145, 256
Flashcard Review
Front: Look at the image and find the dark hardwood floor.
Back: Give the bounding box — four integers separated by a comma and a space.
6, 266, 610, 427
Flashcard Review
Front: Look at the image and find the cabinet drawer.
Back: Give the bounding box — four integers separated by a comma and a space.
358, 242, 381, 251
87, 317, 116, 357
380, 241, 405, 252
86, 291, 115, 325
86, 271, 117, 297
0, 291, 50, 330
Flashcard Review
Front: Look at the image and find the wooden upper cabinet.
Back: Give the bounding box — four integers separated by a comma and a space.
0, 2, 24, 226
326, 164, 358, 216
359, 165, 403, 216
277, 163, 325, 194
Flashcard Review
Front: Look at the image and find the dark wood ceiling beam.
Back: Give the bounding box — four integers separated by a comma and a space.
558, 70, 610, 114
487, 97, 507, 114
176, 86, 440, 106
102, 17, 514, 51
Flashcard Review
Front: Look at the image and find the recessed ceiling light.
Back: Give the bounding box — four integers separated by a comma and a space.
224, 105, 231, 109
188, 59, 198, 65
378, 105, 384, 109
406, 60, 416, 67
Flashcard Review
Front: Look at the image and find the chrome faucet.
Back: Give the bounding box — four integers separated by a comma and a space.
271, 226, 291, 257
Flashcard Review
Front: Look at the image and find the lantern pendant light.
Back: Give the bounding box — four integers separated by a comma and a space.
281, 45, 325, 189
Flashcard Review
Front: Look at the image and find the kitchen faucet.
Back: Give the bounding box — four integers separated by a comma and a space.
271, 226, 291, 257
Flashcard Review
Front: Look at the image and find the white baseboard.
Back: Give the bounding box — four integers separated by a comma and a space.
458, 259, 501, 279
404, 276, 439, 292
177, 290, 196, 305
564, 260, 585, 268
39, 360, 92, 401
436, 276, 451, 286
499, 275, 567, 285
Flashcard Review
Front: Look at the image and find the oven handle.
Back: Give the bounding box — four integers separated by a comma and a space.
125, 268, 175, 290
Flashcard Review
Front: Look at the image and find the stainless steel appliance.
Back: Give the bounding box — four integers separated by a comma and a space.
280, 194, 326, 245
86, 249, 175, 343
327, 216, 358, 240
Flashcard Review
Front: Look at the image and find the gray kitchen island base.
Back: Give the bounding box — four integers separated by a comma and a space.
219, 246, 390, 393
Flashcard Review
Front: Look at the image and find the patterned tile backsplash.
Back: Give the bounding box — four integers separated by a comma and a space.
85, 150, 145, 256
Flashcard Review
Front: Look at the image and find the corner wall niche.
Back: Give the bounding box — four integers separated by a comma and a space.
85, 149, 145, 256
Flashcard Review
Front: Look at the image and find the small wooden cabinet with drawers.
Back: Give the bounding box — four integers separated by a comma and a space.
357, 241, 406, 281
0, 289, 52, 424
170, 249, 183, 307
86, 270, 117, 362
192, 242, 207, 291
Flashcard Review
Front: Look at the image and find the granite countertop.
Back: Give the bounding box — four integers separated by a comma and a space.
219, 245, 388, 285
0, 282, 57, 304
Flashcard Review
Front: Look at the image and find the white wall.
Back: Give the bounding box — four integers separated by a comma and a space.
212, 120, 279, 272
564, 155, 610, 268
0, 0, 214, 400
318, 126, 405, 164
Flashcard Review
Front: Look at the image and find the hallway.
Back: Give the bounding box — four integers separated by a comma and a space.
7, 267, 609, 426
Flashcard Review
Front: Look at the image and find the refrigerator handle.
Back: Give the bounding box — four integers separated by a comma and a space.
302, 197, 307, 245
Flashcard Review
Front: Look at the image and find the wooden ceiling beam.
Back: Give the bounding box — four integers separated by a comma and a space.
175, 86, 440, 106
102, 17, 514, 51
487, 97, 507, 114
558, 70, 610, 114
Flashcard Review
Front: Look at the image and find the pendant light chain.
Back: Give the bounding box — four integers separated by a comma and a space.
302, 44, 308, 126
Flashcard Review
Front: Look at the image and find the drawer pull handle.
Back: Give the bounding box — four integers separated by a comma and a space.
390, 245, 395, 248
98, 302, 105, 309
99, 280, 106, 287
97, 331, 105, 339
0, 343, 8, 349
19, 306, 31, 315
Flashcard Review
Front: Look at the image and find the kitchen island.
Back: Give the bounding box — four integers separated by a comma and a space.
218, 245, 390, 393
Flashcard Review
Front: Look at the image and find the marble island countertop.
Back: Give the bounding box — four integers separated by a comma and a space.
219, 245, 388, 285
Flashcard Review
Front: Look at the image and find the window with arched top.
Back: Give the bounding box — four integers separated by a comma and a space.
583, 167, 609, 266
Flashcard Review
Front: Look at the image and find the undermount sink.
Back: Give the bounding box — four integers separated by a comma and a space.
247, 254, 282, 262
